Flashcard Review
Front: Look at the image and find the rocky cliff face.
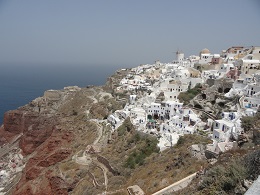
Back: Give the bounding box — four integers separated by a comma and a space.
0, 86, 106, 194
14, 130, 73, 195
0, 108, 57, 155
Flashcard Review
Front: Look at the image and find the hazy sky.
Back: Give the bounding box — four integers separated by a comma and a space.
0, 0, 260, 67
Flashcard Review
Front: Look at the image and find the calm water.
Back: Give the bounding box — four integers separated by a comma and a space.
0, 64, 122, 125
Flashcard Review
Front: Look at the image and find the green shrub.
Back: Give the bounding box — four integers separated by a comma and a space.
244, 149, 260, 180
117, 125, 126, 136
176, 136, 185, 146
125, 135, 159, 169
178, 83, 202, 104
241, 116, 256, 132
117, 117, 133, 136
199, 159, 247, 193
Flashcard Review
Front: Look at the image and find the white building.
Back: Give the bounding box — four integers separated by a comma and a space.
219, 63, 235, 76
236, 55, 260, 75
130, 107, 147, 126
164, 80, 189, 100
176, 50, 184, 62
107, 114, 121, 127
213, 119, 236, 142
129, 95, 137, 104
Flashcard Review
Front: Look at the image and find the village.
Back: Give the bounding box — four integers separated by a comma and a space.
107, 46, 260, 156
0, 46, 259, 194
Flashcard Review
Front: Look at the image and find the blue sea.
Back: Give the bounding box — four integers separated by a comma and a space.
0, 64, 123, 125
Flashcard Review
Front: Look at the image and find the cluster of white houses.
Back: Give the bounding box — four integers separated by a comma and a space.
107, 46, 260, 153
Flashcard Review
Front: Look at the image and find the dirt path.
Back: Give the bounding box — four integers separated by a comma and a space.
73, 119, 109, 193
152, 172, 197, 195
94, 158, 108, 190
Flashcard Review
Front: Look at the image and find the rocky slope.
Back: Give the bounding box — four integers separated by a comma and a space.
1, 68, 257, 195
0, 70, 132, 194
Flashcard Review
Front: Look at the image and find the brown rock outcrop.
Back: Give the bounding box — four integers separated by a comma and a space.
0, 108, 58, 155
48, 176, 68, 195
14, 131, 74, 195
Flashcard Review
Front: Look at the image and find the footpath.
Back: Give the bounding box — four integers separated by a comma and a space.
152, 172, 197, 195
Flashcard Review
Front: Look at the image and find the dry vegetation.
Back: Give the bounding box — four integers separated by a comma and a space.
102, 132, 211, 194
177, 147, 260, 195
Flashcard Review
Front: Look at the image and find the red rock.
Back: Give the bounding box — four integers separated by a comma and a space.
48, 176, 68, 195
38, 149, 72, 167
0, 105, 75, 194
14, 131, 74, 195
25, 166, 42, 181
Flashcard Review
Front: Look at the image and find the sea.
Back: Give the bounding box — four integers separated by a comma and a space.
0, 64, 123, 125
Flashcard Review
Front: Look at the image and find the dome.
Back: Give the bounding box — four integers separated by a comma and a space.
200, 48, 210, 54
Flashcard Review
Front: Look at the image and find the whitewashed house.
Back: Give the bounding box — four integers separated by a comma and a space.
198, 48, 213, 64
242, 96, 260, 115
245, 83, 260, 97
212, 119, 235, 142
236, 54, 260, 75
218, 63, 235, 77
130, 107, 147, 126
164, 80, 189, 100
129, 95, 137, 104
107, 114, 121, 127
147, 103, 161, 119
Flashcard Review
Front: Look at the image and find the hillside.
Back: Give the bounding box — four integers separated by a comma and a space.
0, 67, 259, 194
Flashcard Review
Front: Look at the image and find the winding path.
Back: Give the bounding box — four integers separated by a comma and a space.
73, 119, 108, 191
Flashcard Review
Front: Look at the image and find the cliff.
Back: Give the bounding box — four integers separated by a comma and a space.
1, 67, 256, 194
0, 69, 130, 194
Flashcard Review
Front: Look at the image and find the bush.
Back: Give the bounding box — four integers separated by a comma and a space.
117, 117, 133, 136
244, 149, 260, 180
117, 125, 126, 136
178, 83, 202, 104
176, 136, 185, 146
199, 159, 247, 193
125, 135, 159, 169
241, 116, 256, 132
127, 133, 141, 144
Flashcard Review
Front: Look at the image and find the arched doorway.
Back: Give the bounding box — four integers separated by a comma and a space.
218, 102, 225, 107
218, 88, 223, 93
194, 104, 203, 109
224, 88, 231, 93
154, 114, 159, 120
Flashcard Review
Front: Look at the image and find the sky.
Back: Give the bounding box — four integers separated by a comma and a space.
0, 0, 260, 68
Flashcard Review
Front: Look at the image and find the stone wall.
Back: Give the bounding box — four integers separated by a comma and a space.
97, 155, 119, 176
44, 90, 61, 101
